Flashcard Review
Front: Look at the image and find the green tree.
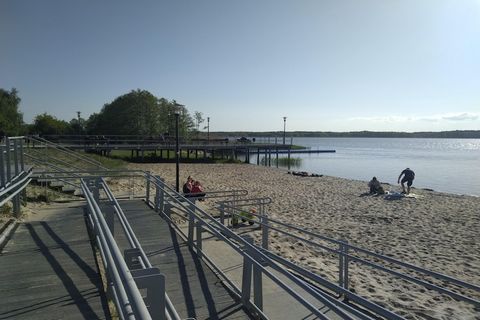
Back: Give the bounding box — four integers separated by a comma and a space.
88, 90, 195, 138
0, 88, 24, 136
31, 113, 69, 135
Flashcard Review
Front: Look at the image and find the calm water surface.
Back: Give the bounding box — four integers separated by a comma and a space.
250, 138, 480, 196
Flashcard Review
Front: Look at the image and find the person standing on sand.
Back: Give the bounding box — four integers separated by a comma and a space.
398, 168, 415, 194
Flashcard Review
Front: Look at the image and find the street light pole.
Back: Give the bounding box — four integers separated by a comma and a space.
207, 117, 210, 143
175, 111, 180, 192
283, 116, 287, 145
173, 102, 185, 193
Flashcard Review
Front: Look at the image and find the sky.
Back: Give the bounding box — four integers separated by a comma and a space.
1, 0, 479, 132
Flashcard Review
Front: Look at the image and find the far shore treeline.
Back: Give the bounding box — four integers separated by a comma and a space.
0, 88, 206, 139
1, 87, 479, 139
219, 130, 480, 139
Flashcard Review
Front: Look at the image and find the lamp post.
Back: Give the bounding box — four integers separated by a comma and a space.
174, 111, 180, 192
207, 117, 210, 143
173, 101, 184, 193
283, 116, 287, 145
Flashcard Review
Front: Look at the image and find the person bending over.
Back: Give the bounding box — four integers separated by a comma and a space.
398, 168, 415, 194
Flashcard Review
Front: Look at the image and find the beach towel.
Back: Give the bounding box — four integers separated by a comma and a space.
384, 191, 423, 200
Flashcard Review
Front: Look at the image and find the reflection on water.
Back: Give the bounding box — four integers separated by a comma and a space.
249, 138, 480, 196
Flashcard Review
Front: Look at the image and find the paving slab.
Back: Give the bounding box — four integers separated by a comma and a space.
0, 203, 109, 320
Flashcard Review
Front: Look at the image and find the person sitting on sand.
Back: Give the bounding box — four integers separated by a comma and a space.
191, 180, 206, 200
368, 177, 384, 194
183, 176, 193, 197
398, 168, 415, 194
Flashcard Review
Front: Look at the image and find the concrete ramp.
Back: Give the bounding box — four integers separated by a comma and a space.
0, 203, 109, 320
115, 200, 253, 320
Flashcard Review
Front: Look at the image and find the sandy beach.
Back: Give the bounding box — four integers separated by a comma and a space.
118, 162, 480, 320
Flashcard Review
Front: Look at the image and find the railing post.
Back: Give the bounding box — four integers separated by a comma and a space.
261, 207, 269, 250
5, 137, 11, 183
106, 202, 115, 235
157, 176, 164, 213
13, 139, 19, 176
145, 171, 151, 204
196, 221, 203, 258
164, 202, 172, 219
93, 178, 101, 202
0, 146, 5, 188
338, 239, 349, 292
19, 138, 25, 171
241, 236, 253, 305
219, 203, 225, 225
12, 193, 21, 218
188, 199, 195, 247
124, 248, 142, 270
131, 268, 166, 320
344, 240, 349, 292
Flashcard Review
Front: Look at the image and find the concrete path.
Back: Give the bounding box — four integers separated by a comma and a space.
0, 202, 109, 320
116, 200, 253, 320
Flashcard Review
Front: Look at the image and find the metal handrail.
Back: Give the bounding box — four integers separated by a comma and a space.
99, 178, 181, 320
220, 203, 480, 308
0, 170, 32, 207
81, 180, 153, 320
27, 135, 106, 169
145, 173, 392, 320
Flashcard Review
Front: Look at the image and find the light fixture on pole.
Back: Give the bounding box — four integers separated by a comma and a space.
173, 102, 184, 192
207, 117, 210, 143
283, 116, 287, 145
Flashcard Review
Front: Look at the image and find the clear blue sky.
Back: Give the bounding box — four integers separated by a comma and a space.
1, 0, 479, 132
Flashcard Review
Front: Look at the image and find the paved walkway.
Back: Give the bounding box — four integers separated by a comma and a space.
0, 202, 109, 320
116, 200, 253, 320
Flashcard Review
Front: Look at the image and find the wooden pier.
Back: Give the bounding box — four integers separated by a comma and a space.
29, 136, 335, 164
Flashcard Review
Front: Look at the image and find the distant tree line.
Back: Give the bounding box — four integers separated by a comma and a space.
216, 130, 480, 139
1, 87, 478, 139
0, 88, 205, 139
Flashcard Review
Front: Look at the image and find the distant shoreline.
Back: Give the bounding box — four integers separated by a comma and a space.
213, 130, 480, 139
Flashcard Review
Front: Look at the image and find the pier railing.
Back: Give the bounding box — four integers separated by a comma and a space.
218, 202, 480, 313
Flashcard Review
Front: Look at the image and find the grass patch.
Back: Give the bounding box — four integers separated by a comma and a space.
261, 156, 302, 167
83, 152, 128, 169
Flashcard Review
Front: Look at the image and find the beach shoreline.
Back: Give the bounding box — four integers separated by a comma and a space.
117, 162, 480, 319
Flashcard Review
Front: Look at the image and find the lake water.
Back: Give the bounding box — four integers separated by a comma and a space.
249, 138, 480, 196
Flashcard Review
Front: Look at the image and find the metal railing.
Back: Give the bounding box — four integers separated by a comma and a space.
0, 137, 31, 216
82, 178, 180, 320
143, 172, 387, 320
219, 202, 480, 314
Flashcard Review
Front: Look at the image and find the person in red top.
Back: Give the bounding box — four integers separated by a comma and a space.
191, 180, 206, 200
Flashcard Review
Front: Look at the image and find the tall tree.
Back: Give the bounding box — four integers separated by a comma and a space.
0, 88, 24, 136
88, 90, 195, 138
31, 113, 69, 135
193, 111, 204, 136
